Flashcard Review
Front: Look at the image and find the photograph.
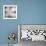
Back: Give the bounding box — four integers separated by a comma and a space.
18, 25, 46, 46
3, 5, 17, 19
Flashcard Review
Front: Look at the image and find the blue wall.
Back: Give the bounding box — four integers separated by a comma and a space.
20, 0, 46, 24
0, 0, 46, 44
0, 0, 22, 44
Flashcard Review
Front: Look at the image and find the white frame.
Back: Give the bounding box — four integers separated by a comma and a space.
18, 25, 21, 43
18, 24, 46, 42
3, 5, 17, 19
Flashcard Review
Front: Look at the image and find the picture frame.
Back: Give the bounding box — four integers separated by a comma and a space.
3, 5, 17, 19
18, 24, 46, 42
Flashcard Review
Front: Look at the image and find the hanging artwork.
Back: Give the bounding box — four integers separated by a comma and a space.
18, 25, 46, 41
3, 5, 17, 19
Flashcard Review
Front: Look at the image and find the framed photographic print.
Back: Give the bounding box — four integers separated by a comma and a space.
18, 24, 46, 42
3, 5, 17, 19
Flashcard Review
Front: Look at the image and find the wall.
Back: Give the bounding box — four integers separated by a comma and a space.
20, 0, 46, 24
